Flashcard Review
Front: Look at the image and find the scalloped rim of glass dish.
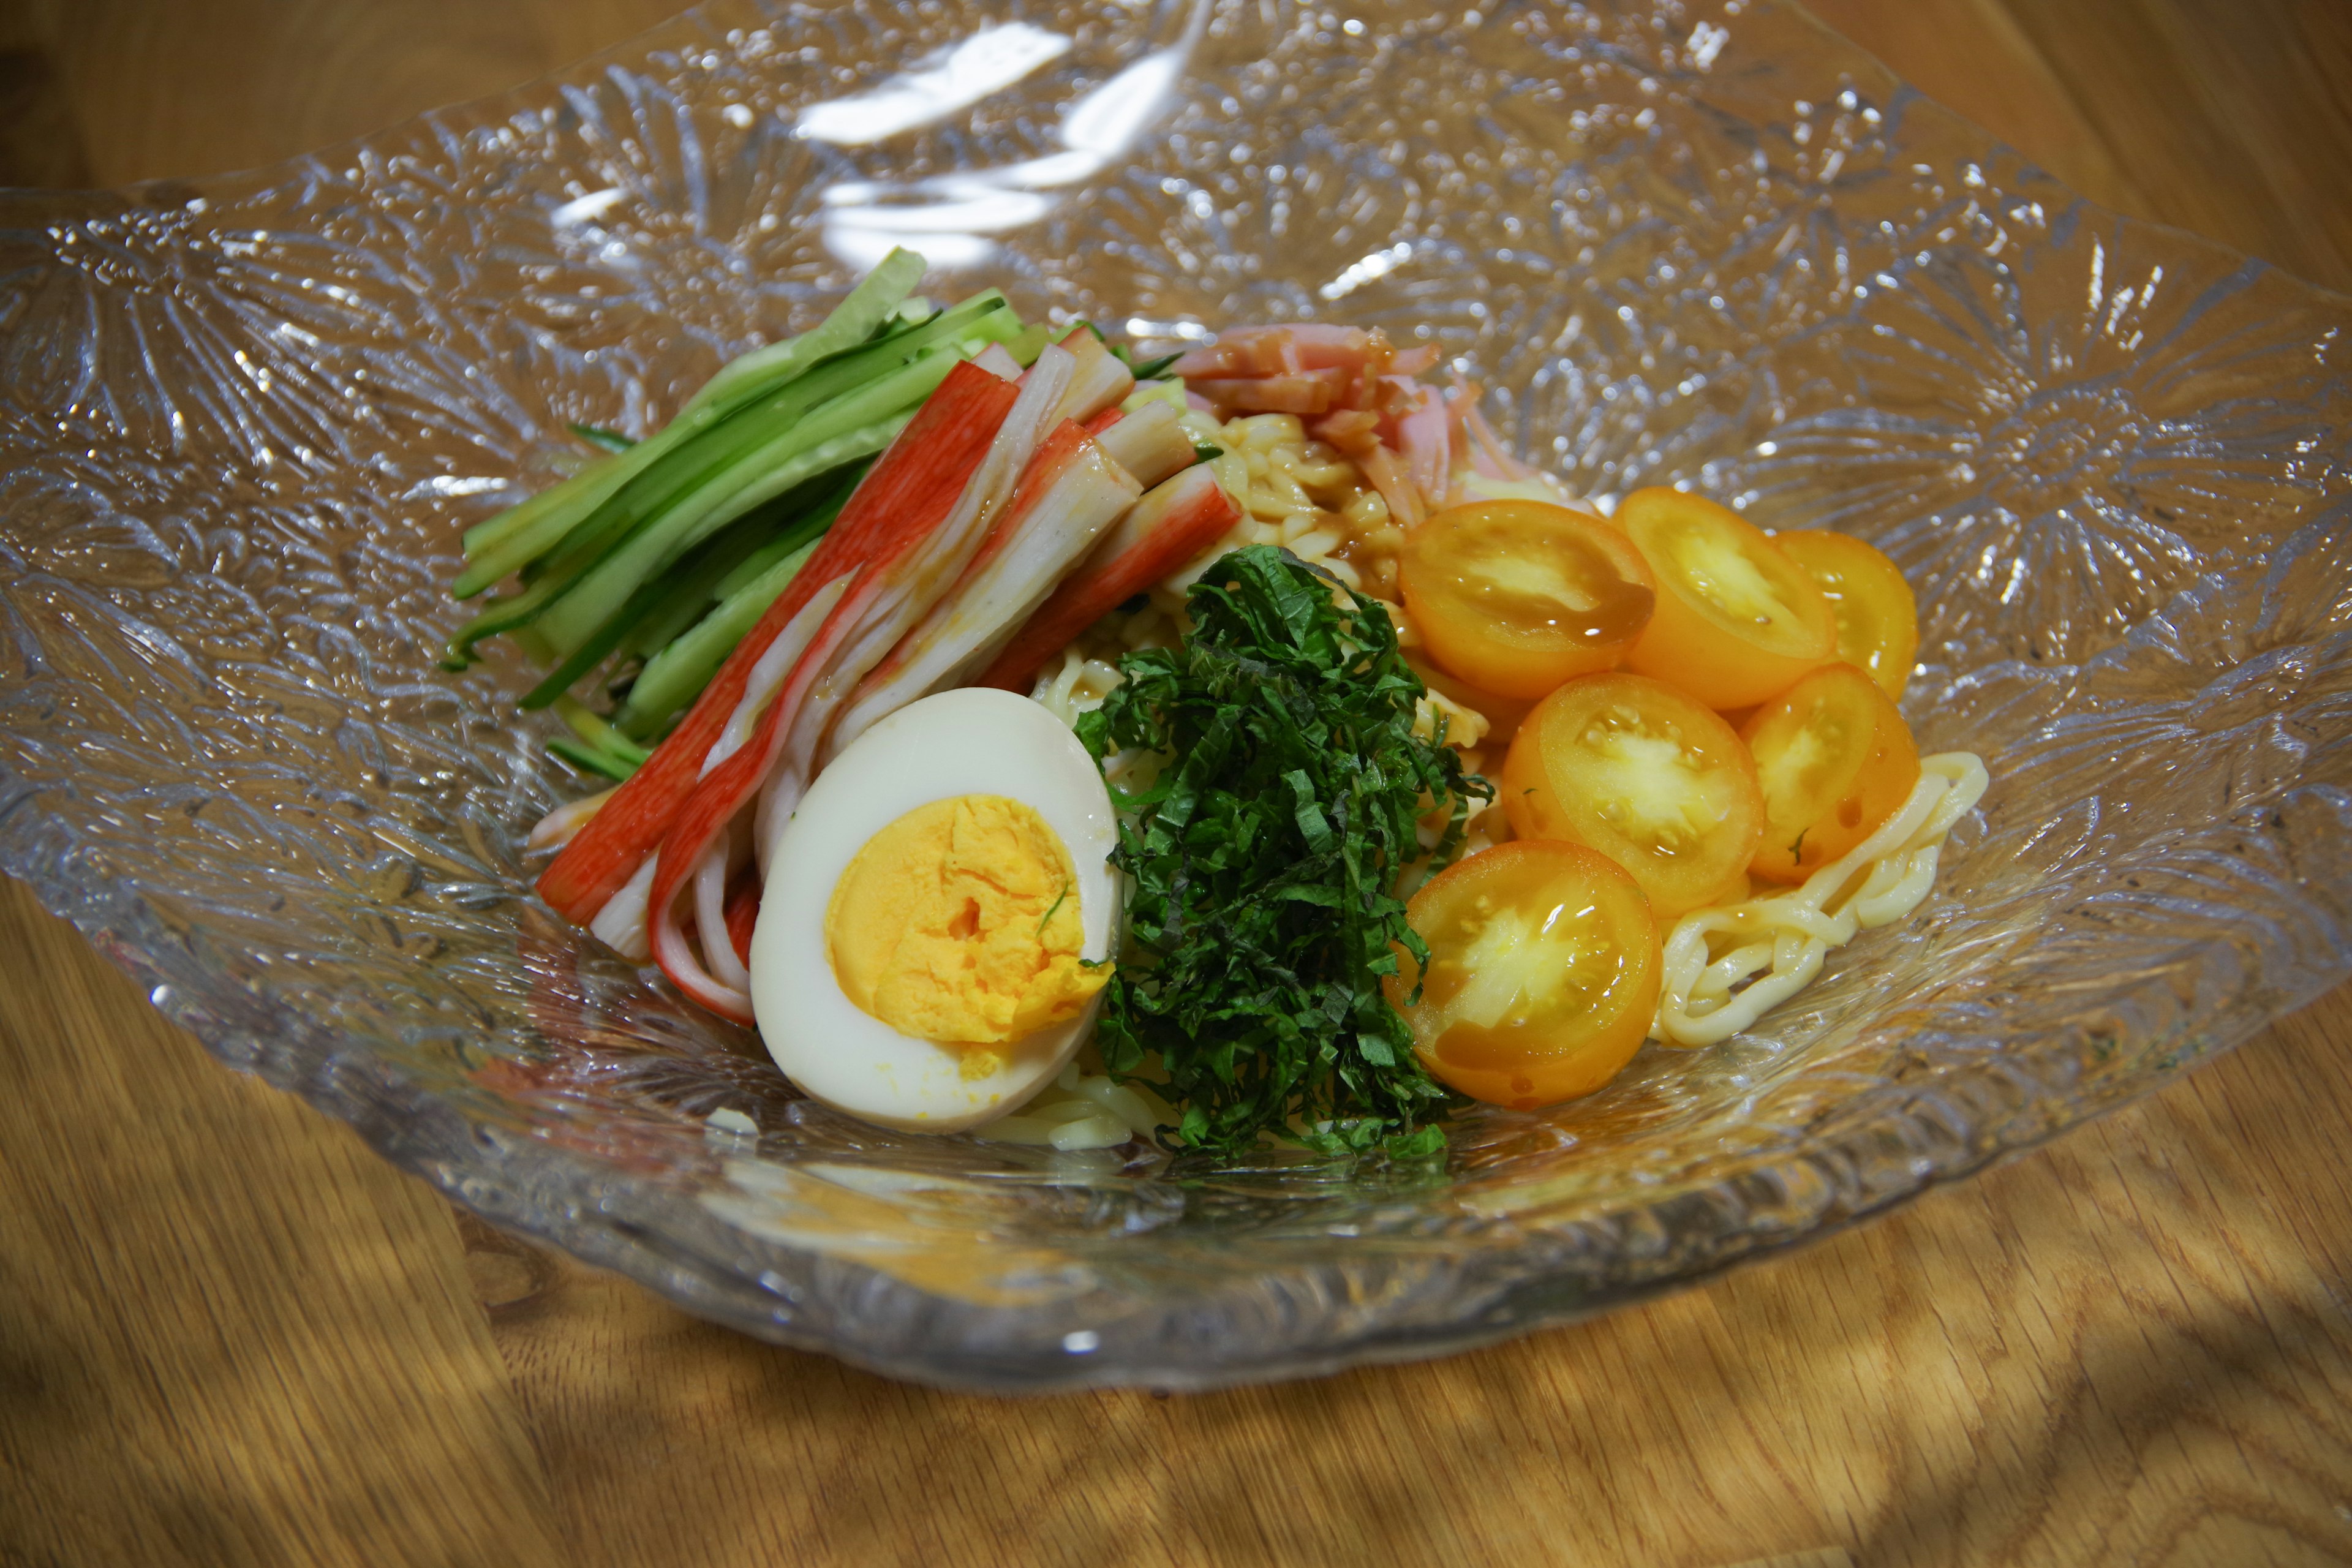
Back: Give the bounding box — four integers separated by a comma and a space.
2, 0, 2347, 1392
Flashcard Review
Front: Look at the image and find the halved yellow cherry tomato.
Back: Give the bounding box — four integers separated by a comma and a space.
1741, 663, 1921, 884
1501, 671, 1765, 917
1400, 501, 1657, 699
1616, 488, 1838, 709
1387, 839, 1659, 1110
1774, 530, 1920, 699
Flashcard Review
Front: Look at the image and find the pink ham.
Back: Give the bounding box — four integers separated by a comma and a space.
1171, 324, 1373, 379
1449, 377, 1541, 481
1392, 381, 1451, 507
1189, 369, 1348, 415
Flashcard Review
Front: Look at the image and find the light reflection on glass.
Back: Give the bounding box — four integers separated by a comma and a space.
809, 5, 1205, 273
795, 23, 1074, 146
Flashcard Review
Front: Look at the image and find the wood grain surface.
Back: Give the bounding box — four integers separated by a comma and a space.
3, 2, 2350, 1565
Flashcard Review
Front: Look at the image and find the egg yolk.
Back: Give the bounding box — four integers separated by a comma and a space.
825, 794, 1106, 1047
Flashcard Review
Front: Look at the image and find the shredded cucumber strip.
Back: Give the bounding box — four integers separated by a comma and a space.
680, 248, 925, 421
529, 377, 941, 658
519, 462, 862, 710
443, 293, 1011, 668
616, 537, 820, 741
458, 249, 924, 593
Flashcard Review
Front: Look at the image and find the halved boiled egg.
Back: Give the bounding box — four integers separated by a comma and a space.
749, 687, 1119, 1133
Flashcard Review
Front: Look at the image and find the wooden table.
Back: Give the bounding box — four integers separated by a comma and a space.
4, 4, 2350, 1564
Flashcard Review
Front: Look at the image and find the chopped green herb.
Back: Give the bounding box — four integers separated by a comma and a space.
1037, 879, 1070, 937
1130, 352, 1183, 380
1075, 545, 1491, 1158
1193, 443, 1225, 462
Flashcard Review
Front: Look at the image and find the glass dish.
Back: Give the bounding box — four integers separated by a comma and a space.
2, 0, 2347, 1390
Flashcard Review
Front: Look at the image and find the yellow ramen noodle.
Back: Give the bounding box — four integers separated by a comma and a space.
1650, 752, 1989, 1047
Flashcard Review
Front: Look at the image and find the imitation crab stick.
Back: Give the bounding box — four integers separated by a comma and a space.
724, 869, 761, 970
831, 420, 1099, 742
1051, 329, 1136, 424
1093, 400, 1197, 489
535, 360, 1023, 927
825, 420, 1143, 761
737, 346, 1077, 863
973, 463, 1240, 693
645, 350, 1076, 1017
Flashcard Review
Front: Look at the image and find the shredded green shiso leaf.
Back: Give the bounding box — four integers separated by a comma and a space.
1075, 545, 1493, 1158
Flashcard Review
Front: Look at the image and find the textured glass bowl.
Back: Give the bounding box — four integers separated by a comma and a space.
3, 0, 2348, 1390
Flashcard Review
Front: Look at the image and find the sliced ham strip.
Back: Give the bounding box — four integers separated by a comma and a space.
1360, 443, 1428, 529
1189, 369, 1346, 415
1394, 382, 1451, 506
1450, 377, 1542, 481
1171, 324, 1372, 379
1310, 407, 1381, 454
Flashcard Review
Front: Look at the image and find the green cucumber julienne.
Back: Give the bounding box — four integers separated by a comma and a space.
569, 423, 638, 454
456, 249, 923, 595
520, 456, 864, 709
677, 247, 925, 424
616, 533, 821, 740
667, 462, 861, 636
554, 695, 650, 763
526, 369, 946, 660
453, 454, 631, 597
442, 290, 1012, 668
608, 464, 863, 672
546, 734, 638, 782
610, 509, 797, 669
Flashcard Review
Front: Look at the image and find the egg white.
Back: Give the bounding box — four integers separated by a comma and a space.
748, 688, 1119, 1133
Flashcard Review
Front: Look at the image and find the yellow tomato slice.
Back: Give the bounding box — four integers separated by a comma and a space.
1741, 663, 1921, 884
1400, 501, 1657, 699
1387, 839, 1659, 1110
1774, 530, 1920, 699
1616, 488, 1838, 709
1501, 671, 1765, 917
